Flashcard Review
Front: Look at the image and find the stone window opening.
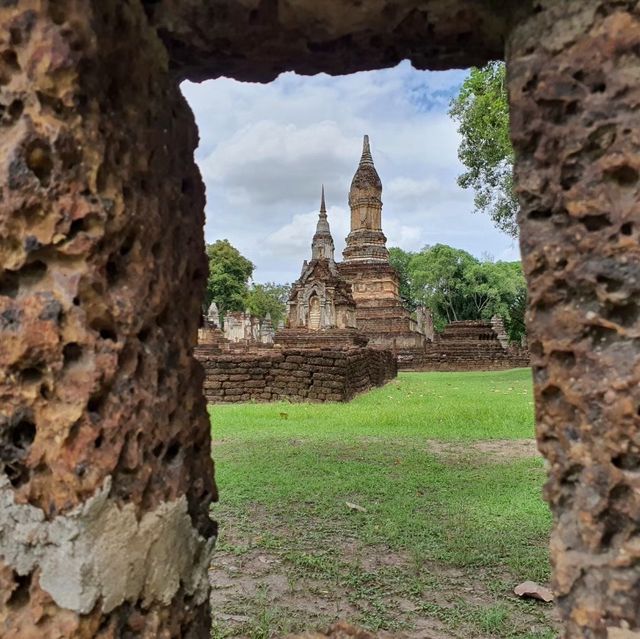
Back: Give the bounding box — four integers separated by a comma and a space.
0, 2, 637, 637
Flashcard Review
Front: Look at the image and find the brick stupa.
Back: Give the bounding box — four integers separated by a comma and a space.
338, 136, 427, 351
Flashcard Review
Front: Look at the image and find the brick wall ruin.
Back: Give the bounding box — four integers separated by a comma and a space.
399, 320, 531, 372
1, 1, 638, 637
196, 347, 397, 404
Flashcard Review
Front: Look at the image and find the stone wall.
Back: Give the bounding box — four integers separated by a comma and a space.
2, 1, 638, 637
399, 345, 530, 372
196, 347, 397, 403
398, 320, 531, 372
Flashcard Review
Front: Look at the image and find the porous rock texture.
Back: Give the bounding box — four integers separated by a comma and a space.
145, 0, 512, 82
508, 1, 640, 636
1, 0, 639, 638
0, 1, 215, 637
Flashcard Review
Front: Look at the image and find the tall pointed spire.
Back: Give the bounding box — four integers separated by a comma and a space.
316, 184, 330, 234
344, 135, 387, 263
311, 185, 335, 261
360, 135, 374, 167
349, 134, 382, 200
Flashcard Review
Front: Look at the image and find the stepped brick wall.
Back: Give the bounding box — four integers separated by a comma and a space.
338, 263, 427, 351
275, 328, 368, 349
195, 347, 397, 403
398, 320, 530, 372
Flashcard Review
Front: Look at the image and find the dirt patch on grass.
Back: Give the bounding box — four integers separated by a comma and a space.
427, 439, 540, 461
209, 517, 557, 639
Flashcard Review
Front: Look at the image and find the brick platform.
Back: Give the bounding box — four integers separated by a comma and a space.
399, 320, 530, 371
195, 347, 397, 403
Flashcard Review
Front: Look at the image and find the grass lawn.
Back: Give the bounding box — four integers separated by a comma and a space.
208, 369, 556, 639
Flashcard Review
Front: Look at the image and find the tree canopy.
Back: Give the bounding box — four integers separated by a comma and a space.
205, 239, 254, 317
389, 244, 527, 342
245, 282, 290, 327
205, 240, 289, 327
449, 61, 518, 237
388, 247, 417, 311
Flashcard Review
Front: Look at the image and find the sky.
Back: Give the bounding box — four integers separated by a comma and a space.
181, 61, 520, 285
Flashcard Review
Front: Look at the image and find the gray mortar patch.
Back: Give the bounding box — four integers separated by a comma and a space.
0, 475, 214, 613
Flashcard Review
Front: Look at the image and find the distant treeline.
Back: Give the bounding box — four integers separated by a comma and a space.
389, 245, 526, 343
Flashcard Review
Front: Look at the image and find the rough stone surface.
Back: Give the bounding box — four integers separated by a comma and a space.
0, 475, 212, 615
145, 1, 513, 82
196, 347, 397, 404
0, 1, 215, 636
508, 1, 640, 636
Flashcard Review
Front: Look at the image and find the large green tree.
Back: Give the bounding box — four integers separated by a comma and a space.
449, 61, 517, 237
245, 282, 290, 327
409, 244, 478, 329
205, 239, 254, 318
407, 244, 526, 341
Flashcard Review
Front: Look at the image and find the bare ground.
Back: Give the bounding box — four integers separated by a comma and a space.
426, 439, 540, 461
209, 521, 557, 639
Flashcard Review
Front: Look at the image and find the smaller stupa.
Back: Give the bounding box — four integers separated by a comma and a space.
276, 187, 367, 348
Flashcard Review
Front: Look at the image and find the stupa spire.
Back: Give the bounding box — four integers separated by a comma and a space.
360, 135, 374, 167
315, 184, 330, 234
349, 134, 382, 205
311, 185, 335, 261
344, 135, 387, 263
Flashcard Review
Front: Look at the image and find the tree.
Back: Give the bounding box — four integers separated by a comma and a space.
449, 61, 518, 237
409, 244, 478, 330
205, 239, 254, 319
406, 244, 527, 341
245, 282, 290, 327
484, 261, 527, 343
388, 247, 417, 311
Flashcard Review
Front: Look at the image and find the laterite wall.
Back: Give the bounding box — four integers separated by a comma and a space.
197, 348, 397, 403
1, 1, 639, 637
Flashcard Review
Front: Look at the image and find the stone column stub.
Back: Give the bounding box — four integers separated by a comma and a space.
0, 2, 215, 636
507, 1, 640, 635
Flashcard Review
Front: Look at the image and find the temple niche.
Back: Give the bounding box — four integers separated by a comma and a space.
278, 188, 366, 348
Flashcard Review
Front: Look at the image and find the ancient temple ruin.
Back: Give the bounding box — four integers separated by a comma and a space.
198, 302, 275, 347
293, 136, 526, 372
338, 137, 428, 352
1, 2, 636, 637
402, 319, 530, 371
223, 310, 275, 345
278, 187, 366, 349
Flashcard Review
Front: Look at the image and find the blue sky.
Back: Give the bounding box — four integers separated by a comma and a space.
181, 61, 519, 284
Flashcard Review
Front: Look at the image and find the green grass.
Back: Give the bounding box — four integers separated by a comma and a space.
209, 370, 555, 638
211, 368, 535, 442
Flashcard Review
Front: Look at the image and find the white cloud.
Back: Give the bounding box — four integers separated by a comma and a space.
181, 62, 519, 283
384, 220, 424, 251
264, 205, 350, 260
200, 121, 356, 207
